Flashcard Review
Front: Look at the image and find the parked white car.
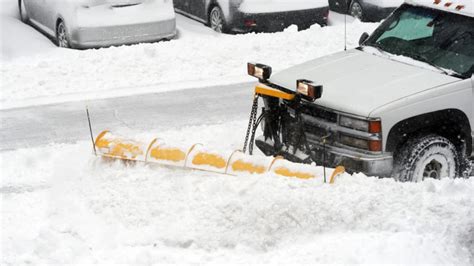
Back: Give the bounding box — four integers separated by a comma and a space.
18, 0, 177, 48
249, 0, 473, 181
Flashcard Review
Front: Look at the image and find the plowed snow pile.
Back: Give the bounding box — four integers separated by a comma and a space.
1, 121, 473, 264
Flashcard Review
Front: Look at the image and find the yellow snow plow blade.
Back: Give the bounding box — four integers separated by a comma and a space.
94, 130, 345, 182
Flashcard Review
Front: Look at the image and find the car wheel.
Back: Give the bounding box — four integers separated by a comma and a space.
349, 1, 365, 21
19, 0, 29, 23
393, 135, 459, 182
209, 6, 226, 33
56, 20, 70, 48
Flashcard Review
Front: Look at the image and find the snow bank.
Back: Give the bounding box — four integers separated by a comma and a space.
1, 121, 473, 264
0, 14, 377, 109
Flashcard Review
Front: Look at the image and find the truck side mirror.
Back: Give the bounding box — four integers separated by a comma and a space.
359, 32, 369, 46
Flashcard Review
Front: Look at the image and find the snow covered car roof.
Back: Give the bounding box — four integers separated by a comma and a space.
405, 0, 474, 17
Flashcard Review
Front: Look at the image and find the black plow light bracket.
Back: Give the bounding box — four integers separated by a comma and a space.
248, 62, 272, 81
296, 79, 323, 102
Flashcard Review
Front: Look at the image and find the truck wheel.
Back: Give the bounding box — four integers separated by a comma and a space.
393, 135, 459, 182
209, 6, 226, 33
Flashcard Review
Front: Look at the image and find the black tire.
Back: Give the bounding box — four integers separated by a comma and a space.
349, 0, 365, 21
56, 20, 70, 48
19, 0, 29, 23
393, 135, 459, 182
209, 6, 227, 33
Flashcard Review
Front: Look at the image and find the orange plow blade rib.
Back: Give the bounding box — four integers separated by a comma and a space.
94, 131, 346, 182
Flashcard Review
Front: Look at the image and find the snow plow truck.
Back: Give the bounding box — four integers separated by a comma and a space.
94, 0, 473, 182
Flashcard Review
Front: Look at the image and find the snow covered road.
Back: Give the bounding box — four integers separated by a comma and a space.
0, 82, 254, 151
2, 121, 474, 265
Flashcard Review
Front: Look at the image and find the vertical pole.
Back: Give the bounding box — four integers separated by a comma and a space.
323, 138, 327, 183
86, 106, 97, 156
344, 14, 347, 51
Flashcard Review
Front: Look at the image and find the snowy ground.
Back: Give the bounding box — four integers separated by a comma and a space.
2, 0, 473, 264
1, 121, 473, 264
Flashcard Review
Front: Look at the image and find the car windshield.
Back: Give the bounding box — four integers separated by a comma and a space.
364, 4, 474, 78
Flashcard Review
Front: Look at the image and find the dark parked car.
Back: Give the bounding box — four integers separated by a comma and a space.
329, 0, 403, 21
174, 0, 329, 33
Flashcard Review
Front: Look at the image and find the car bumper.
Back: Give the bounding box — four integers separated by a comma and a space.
256, 136, 394, 177
69, 19, 176, 49
230, 7, 329, 33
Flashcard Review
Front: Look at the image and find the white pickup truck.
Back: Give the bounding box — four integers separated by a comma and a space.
249, 0, 473, 182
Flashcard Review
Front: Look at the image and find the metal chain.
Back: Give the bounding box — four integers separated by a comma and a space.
243, 95, 260, 154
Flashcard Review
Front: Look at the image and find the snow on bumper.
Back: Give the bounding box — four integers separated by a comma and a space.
69, 19, 176, 48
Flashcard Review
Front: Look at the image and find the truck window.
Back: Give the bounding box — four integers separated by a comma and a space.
365, 4, 474, 78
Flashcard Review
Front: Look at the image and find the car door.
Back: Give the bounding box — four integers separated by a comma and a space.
23, 0, 42, 24
189, 0, 207, 21
180, 0, 192, 14
41, 0, 60, 33
330, 0, 350, 13
174, 0, 186, 11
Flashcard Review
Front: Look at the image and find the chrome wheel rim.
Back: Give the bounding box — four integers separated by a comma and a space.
423, 160, 442, 179
350, 3, 363, 20
210, 8, 223, 33
57, 22, 69, 48
418, 154, 450, 182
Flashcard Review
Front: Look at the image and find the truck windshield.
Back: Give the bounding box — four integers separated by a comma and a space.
364, 4, 474, 78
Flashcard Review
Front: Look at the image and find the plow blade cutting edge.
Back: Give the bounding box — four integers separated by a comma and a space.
94, 130, 345, 183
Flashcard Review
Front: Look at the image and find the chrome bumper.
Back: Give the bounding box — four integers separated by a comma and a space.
255, 136, 394, 177
70, 19, 176, 48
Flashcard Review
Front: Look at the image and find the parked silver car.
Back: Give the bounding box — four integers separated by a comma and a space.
18, 0, 177, 49
174, 0, 329, 33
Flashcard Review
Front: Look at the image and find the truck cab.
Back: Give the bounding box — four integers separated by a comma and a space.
252, 0, 473, 181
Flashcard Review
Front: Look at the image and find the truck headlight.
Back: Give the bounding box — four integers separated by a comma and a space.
247, 62, 272, 81
340, 134, 382, 152
296, 79, 323, 101
339, 116, 381, 133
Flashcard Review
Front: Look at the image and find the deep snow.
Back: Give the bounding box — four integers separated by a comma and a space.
1, 121, 473, 264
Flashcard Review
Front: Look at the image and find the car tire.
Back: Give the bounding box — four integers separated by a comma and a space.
393, 135, 459, 182
19, 0, 29, 23
349, 0, 365, 21
209, 6, 227, 33
56, 20, 71, 48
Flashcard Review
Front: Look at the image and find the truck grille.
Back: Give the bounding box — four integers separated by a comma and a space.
300, 103, 338, 123
284, 104, 338, 148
